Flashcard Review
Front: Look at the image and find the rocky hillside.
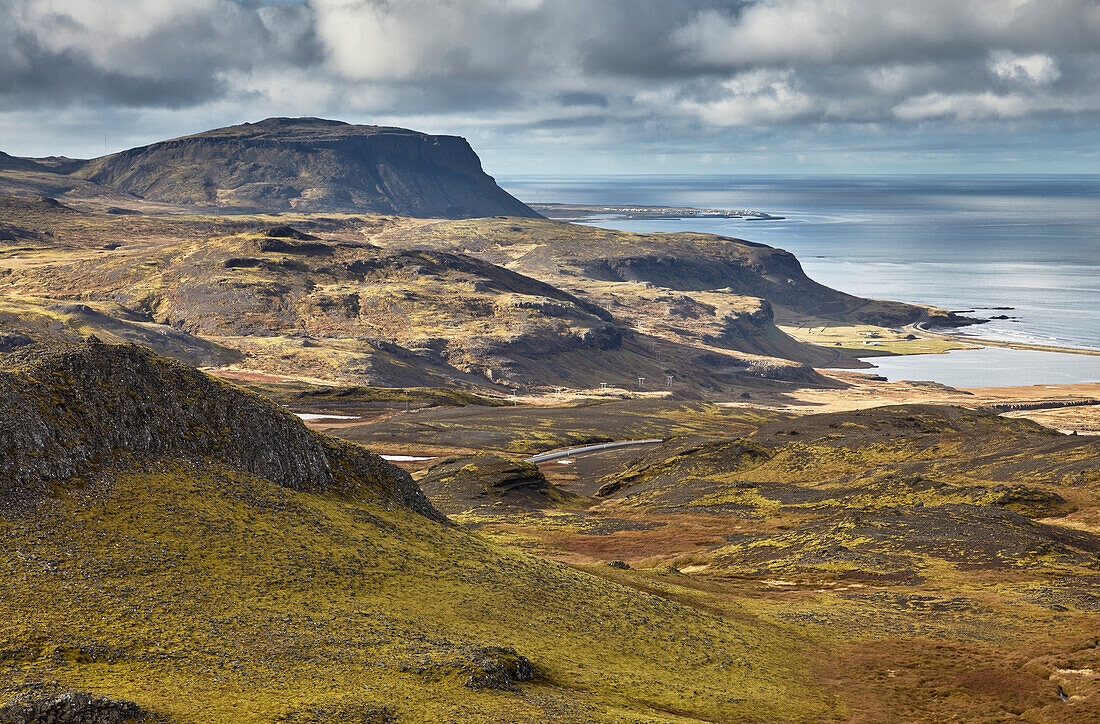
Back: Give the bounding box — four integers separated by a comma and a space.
1, 201, 828, 392
0, 151, 46, 173
591, 404, 1100, 577
62, 117, 539, 218
381, 216, 973, 328
0, 191, 975, 395
0, 339, 442, 522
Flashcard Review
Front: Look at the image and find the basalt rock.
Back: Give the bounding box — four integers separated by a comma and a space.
417, 452, 577, 513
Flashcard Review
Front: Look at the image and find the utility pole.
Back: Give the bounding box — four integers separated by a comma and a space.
637, 376, 645, 390
404, 389, 409, 412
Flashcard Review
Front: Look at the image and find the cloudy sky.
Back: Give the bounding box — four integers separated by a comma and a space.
3, 0, 1099, 174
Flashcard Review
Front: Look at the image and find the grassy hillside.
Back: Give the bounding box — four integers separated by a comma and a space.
4, 344, 1098, 722
376, 216, 970, 328
368, 401, 1100, 722
0, 342, 831, 723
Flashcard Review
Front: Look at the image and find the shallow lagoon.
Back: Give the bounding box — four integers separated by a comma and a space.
861, 347, 1100, 387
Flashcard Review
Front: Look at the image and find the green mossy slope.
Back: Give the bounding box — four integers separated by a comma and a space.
0, 343, 830, 723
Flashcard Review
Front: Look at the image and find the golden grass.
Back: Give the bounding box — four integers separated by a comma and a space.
0, 459, 831, 723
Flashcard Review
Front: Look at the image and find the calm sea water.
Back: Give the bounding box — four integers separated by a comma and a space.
498, 175, 1100, 386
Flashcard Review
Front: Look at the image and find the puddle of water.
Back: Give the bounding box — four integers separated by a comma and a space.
294, 413, 362, 420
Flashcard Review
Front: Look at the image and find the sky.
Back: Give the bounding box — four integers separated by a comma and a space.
2, 0, 1100, 175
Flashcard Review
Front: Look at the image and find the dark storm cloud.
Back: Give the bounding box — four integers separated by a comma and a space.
0, 28, 227, 107
556, 93, 609, 108
1, 0, 1098, 166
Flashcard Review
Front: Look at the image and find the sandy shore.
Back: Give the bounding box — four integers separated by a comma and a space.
906, 321, 1100, 357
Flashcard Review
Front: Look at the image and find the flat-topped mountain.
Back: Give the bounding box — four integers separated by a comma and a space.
8, 118, 540, 218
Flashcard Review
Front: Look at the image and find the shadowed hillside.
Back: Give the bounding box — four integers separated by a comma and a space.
0, 339, 442, 521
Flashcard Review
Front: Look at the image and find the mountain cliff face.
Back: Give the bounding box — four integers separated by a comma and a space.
70, 117, 539, 218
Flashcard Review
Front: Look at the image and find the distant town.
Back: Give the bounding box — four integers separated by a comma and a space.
531, 202, 785, 221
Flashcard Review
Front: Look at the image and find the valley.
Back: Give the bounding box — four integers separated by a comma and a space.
1, 119, 1097, 724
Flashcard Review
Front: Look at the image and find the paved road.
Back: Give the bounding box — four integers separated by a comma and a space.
525, 439, 664, 464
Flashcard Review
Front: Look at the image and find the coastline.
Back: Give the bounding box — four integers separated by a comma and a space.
773, 316, 1100, 434
907, 320, 1100, 357
506, 176, 1100, 368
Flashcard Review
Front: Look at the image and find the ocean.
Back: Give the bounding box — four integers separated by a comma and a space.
498, 174, 1100, 386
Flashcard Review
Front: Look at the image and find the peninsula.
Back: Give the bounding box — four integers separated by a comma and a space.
0, 119, 1097, 724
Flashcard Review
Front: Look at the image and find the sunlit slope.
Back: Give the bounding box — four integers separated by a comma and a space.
0, 342, 829, 723
0, 197, 829, 391
596, 405, 1100, 579
377, 216, 971, 328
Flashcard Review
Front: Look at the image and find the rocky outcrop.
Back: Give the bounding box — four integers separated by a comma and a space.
416, 452, 578, 513
400, 646, 535, 692
461, 647, 535, 691
0, 690, 153, 724
71, 117, 540, 219
0, 340, 446, 523
0, 332, 33, 353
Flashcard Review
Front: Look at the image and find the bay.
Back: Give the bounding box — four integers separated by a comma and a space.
499, 175, 1100, 385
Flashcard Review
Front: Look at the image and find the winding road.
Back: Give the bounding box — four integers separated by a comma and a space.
525, 439, 664, 464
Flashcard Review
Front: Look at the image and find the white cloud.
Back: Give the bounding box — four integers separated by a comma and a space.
893, 91, 1030, 121
681, 70, 820, 126
310, 0, 570, 82
988, 50, 1061, 84
674, 0, 1100, 69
